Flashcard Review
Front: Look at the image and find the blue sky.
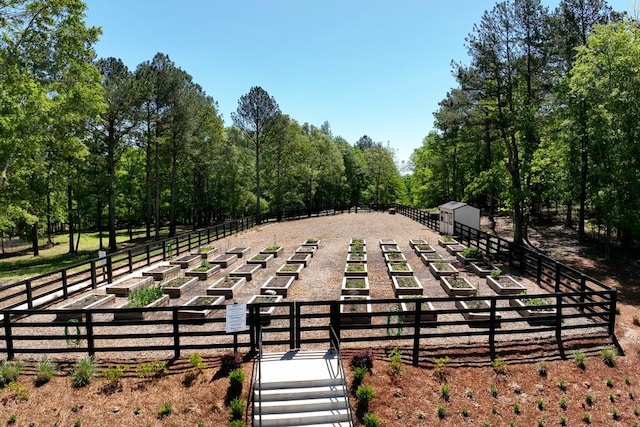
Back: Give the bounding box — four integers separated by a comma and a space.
83, 0, 634, 166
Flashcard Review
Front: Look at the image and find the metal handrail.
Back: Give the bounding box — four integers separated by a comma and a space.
329, 324, 353, 425
256, 323, 264, 427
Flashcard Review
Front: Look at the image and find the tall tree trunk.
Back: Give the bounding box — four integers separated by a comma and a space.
67, 184, 75, 254
255, 136, 261, 223
107, 124, 118, 253
169, 140, 177, 237
145, 112, 153, 239
578, 103, 589, 242
154, 132, 161, 239
97, 198, 103, 249
32, 223, 39, 256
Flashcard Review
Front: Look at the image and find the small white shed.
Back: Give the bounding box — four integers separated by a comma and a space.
439, 201, 480, 235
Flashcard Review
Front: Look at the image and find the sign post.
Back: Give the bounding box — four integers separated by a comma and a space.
226, 303, 247, 353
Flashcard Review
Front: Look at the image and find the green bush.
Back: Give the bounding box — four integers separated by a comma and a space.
356, 384, 376, 411
35, 359, 55, 385
350, 348, 374, 371
436, 403, 446, 419
189, 353, 207, 370
72, 356, 95, 387
127, 284, 163, 308
362, 412, 380, 427
135, 361, 167, 379
229, 368, 245, 390
352, 366, 367, 386
228, 420, 246, 427
229, 397, 245, 420
601, 346, 617, 366
573, 350, 586, 369
102, 365, 128, 384
158, 402, 172, 417
0, 361, 23, 385
461, 246, 481, 258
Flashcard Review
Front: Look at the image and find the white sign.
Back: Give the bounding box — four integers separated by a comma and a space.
226, 303, 247, 333
98, 250, 107, 267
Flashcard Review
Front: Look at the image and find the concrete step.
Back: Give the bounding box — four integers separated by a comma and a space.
255, 384, 347, 401
257, 376, 343, 390
255, 396, 349, 414
252, 409, 351, 427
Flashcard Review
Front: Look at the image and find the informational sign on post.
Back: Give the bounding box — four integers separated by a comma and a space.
226, 303, 247, 333
98, 250, 107, 267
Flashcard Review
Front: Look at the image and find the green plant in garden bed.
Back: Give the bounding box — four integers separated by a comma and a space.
346, 263, 365, 272
200, 246, 214, 252
443, 234, 453, 242
461, 246, 481, 258
126, 284, 163, 308
449, 278, 472, 288
396, 277, 419, 287
305, 237, 318, 243
279, 264, 300, 272
194, 260, 212, 271
345, 279, 366, 288
490, 269, 501, 278
264, 244, 281, 251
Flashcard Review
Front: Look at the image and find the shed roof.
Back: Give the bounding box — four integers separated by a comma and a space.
439, 201, 467, 210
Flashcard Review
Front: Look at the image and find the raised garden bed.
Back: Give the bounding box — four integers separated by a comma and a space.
409, 238, 427, 249
206, 276, 246, 299
446, 244, 467, 255
420, 252, 446, 265
399, 295, 437, 324
229, 263, 261, 281
339, 295, 372, 325
384, 252, 407, 262
106, 275, 155, 297
438, 236, 459, 247
392, 275, 423, 296
226, 247, 250, 259
301, 238, 320, 249
455, 299, 501, 327
456, 246, 483, 264
141, 265, 180, 282
260, 276, 295, 297
185, 262, 221, 281
346, 252, 367, 263
276, 263, 303, 280
350, 238, 366, 246
177, 295, 225, 320
247, 294, 283, 326
510, 295, 556, 325
170, 254, 201, 269
440, 276, 477, 296
55, 293, 115, 321
413, 243, 436, 255
341, 277, 370, 296
379, 239, 397, 247
344, 262, 367, 277
286, 252, 312, 267
260, 245, 283, 258
387, 260, 413, 276
114, 286, 169, 321
486, 275, 526, 295
210, 253, 238, 268
161, 276, 198, 298
429, 261, 459, 278
470, 261, 501, 278
246, 253, 274, 268
295, 245, 316, 257
380, 244, 401, 254
191, 246, 219, 260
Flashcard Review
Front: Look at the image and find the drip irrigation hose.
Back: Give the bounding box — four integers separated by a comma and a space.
386, 307, 403, 336
65, 318, 81, 346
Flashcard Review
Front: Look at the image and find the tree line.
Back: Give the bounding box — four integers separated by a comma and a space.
408, 0, 638, 255
0, 0, 403, 255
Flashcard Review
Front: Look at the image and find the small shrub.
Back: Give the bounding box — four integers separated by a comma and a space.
362, 412, 381, 427
7, 414, 17, 425
72, 356, 95, 387
71, 403, 81, 412
573, 350, 586, 369
465, 387, 474, 399
229, 368, 245, 391
481, 422, 491, 427
559, 397, 567, 410
560, 415, 567, 426
461, 246, 481, 258
557, 378, 566, 391
6, 382, 28, 400
440, 383, 450, 401
133, 406, 142, 415
537, 398, 545, 410
462, 407, 469, 417
537, 420, 545, 427
34, 360, 55, 385
433, 356, 451, 380
220, 352, 242, 375
135, 361, 167, 379
352, 366, 367, 386
388, 347, 402, 375
625, 376, 632, 385
513, 402, 521, 414
356, 384, 376, 410
189, 353, 207, 370
228, 421, 246, 427
582, 412, 591, 423
489, 384, 498, 398
492, 357, 507, 374
72, 420, 80, 427
182, 369, 198, 387
609, 393, 615, 402
634, 407, 639, 416
509, 423, 517, 427
606, 377, 614, 387
537, 363, 547, 377
0, 361, 23, 385
612, 408, 620, 420
229, 397, 245, 420
350, 348, 374, 371
158, 402, 172, 417
436, 403, 446, 419
102, 365, 128, 384
585, 393, 593, 405
601, 347, 617, 366
491, 405, 497, 414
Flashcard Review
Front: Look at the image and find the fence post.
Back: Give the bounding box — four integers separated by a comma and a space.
329, 302, 341, 344
289, 302, 295, 349
3, 312, 14, 360
174, 237, 179, 255
555, 294, 563, 346
90, 260, 97, 289
489, 298, 497, 360
608, 291, 617, 338
579, 275, 587, 310
128, 250, 133, 273
172, 308, 180, 359
188, 234, 192, 252
106, 256, 113, 284
25, 280, 33, 309
554, 263, 561, 293
295, 303, 301, 349
86, 311, 95, 357
412, 300, 422, 366
536, 257, 542, 283
61, 269, 68, 300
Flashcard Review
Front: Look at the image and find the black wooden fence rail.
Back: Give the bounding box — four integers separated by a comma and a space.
0, 292, 615, 362
0, 207, 351, 311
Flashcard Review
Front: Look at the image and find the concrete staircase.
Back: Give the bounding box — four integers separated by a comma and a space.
253, 350, 352, 427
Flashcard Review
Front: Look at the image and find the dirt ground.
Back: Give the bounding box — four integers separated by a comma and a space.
1, 213, 639, 427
